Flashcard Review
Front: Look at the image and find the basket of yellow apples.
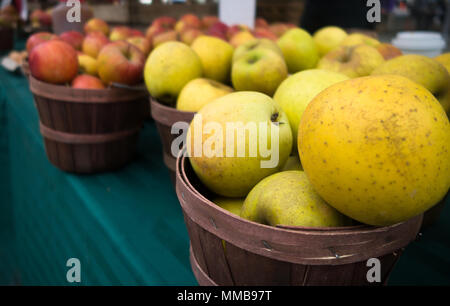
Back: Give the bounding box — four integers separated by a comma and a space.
174, 68, 449, 285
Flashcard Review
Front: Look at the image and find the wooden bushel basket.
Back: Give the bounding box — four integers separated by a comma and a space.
29, 76, 147, 174
176, 153, 423, 286
0, 27, 14, 52
150, 98, 195, 184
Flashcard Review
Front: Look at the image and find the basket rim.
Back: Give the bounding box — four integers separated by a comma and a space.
150, 97, 195, 126
29, 75, 148, 103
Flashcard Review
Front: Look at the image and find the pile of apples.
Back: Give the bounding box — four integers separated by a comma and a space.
144, 23, 450, 228
145, 13, 294, 49
29, 9, 52, 29
26, 18, 149, 89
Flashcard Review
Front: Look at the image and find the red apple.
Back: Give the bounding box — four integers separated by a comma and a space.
59, 31, 84, 51
175, 14, 202, 33
153, 30, 179, 48
29, 40, 78, 84
255, 18, 269, 29
82, 32, 110, 58
97, 41, 145, 86
207, 21, 228, 35
109, 26, 132, 41
30, 9, 52, 27
127, 36, 152, 56
253, 27, 278, 41
146, 23, 170, 42
226, 24, 251, 40
72, 74, 105, 89
129, 29, 145, 38
152, 16, 176, 28
202, 16, 219, 29
84, 18, 110, 36
26, 32, 60, 53
180, 28, 203, 45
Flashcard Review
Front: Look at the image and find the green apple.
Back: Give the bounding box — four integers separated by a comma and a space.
277, 28, 319, 73
176, 78, 233, 112
274, 69, 349, 149
281, 155, 303, 171
191, 35, 234, 84
144, 41, 203, 105
213, 197, 244, 216
371, 54, 450, 114
241, 171, 351, 227
318, 44, 384, 78
187, 91, 293, 197
313, 26, 348, 57
231, 49, 288, 96
232, 38, 283, 63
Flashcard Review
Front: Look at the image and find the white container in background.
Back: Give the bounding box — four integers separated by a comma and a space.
392, 31, 447, 57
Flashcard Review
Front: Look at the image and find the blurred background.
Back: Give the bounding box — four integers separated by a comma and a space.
19, 0, 449, 37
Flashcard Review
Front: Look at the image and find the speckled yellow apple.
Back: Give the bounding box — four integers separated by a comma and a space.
232, 48, 288, 96
274, 69, 349, 149
241, 171, 351, 227
144, 41, 203, 105
318, 44, 384, 78
299, 75, 450, 226
191, 36, 234, 84
176, 78, 233, 112
277, 28, 319, 73
187, 92, 293, 197
371, 54, 450, 114
232, 38, 283, 63
313, 26, 348, 57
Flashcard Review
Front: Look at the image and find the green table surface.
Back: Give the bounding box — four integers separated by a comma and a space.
0, 40, 449, 286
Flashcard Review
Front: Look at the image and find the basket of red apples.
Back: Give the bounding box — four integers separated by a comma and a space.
27, 21, 150, 173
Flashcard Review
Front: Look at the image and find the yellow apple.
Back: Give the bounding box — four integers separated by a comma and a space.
78, 53, 99, 76
281, 155, 303, 171
231, 49, 288, 96
372, 54, 450, 113
340, 33, 380, 47
241, 171, 351, 227
187, 91, 293, 197
299, 75, 450, 226
229, 31, 255, 48
274, 69, 349, 149
318, 44, 385, 78
144, 41, 203, 105
313, 26, 348, 57
213, 197, 244, 216
435, 53, 450, 73
191, 36, 234, 84
277, 28, 319, 73
176, 78, 233, 112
